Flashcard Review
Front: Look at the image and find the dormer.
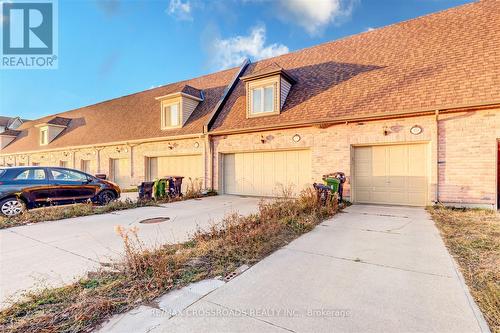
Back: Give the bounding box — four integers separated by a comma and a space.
240, 62, 296, 118
0, 130, 20, 150
155, 85, 204, 130
35, 116, 71, 146
6, 116, 24, 130
0, 116, 24, 133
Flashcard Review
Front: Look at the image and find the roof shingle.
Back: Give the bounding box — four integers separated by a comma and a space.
1, 67, 239, 154
211, 0, 500, 132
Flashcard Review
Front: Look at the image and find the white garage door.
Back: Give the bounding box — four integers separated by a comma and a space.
223, 150, 312, 197
147, 155, 203, 193
110, 158, 131, 188
353, 144, 429, 206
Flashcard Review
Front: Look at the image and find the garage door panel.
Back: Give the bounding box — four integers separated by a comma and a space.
354, 144, 428, 206
111, 158, 131, 188
223, 154, 236, 194
149, 155, 203, 193
224, 150, 311, 197
372, 175, 388, 188
388, 176, 407, 188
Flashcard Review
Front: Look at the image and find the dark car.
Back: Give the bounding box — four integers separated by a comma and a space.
0, 166, 121, 217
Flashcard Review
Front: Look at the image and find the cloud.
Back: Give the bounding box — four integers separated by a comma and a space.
96, 0, 120, 16
276, 0, 358, 35
167, 0, 192, 21
209, 25, 289, 70
365, 27, 375, 32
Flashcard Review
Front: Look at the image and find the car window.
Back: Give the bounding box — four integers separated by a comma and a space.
0, 169, 5, 177
50, 169, 88, 182
14, 169, 46, 180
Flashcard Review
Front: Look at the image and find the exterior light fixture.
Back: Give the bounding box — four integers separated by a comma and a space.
168, 143, 174, 150
292, 134, 301, 143
260, 135, 266, 144
410, 125, 423, 135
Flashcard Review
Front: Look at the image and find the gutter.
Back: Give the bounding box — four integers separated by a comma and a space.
208, 100, 500, 136
435, 110, 440, 204
0, 133, 204, 157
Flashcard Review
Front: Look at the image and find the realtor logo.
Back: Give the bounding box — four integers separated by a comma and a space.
1, 0, 58, 69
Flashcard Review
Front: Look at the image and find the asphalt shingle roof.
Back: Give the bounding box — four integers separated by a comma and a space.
211, 0, 500, 131
0, 67, 239, 154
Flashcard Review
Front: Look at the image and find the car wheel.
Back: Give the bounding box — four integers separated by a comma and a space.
0, 198, 25, 217
97, 190, 116, 206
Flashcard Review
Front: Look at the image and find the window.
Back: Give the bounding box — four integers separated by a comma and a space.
50, 169, 88, 182
14, 169, 46, 180
40, 128, 48, 145
250, 84, 275, 115
32, 162, 40, 166
162, 102, 180, 128
59, 161, 68, 168
81, 160, 90, 173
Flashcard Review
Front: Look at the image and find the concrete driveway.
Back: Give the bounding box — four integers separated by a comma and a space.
129, 204, 488, 333
0, 195, 261, 307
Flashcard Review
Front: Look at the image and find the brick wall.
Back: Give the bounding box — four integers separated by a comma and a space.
438, 109, 500, 207
1, 109, 498, 207
212, 109, 500, 208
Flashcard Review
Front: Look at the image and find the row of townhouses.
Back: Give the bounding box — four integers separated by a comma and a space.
1, 0, 499, 208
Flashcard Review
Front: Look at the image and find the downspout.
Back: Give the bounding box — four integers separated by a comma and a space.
205, 134, 213, 190
435, 110, 440, 204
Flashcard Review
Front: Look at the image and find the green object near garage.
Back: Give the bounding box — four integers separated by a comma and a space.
153, 179, 167, 199
324, 177, 340, 193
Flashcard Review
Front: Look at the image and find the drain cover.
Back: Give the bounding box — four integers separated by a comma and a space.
139, 217, 170, 224
224, 264, 250, 282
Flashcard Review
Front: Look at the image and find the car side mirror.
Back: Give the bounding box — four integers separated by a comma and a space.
95, 174, 107, 180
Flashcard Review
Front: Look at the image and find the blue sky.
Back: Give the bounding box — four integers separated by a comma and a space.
1, 0, 473, 120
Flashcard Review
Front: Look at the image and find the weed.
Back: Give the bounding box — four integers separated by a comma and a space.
428, 206, 499, 333
0, 189, 338, 332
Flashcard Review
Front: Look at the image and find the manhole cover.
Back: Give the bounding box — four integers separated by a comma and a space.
139, 217, 170, 224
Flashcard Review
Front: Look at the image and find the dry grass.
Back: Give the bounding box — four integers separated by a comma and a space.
0, 200, 156, 229
428, 206, 500, 333
0, 183, 205, 230
0, 189, 338, 333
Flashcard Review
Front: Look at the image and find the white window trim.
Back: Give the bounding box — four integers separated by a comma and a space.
161, 99, 182, 130
40, 127, 48, 145
246, 78, 280, 118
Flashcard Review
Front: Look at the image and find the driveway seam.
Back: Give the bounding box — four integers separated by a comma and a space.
162, 280, 296, 332
285, 247, 453, 278
204, 299, 297, 333
7, 229, 101, 264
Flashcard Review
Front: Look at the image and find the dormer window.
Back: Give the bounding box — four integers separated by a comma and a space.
40, 128, 48, 145
162, 102, 181, 129
35, 117, 71, 146
251, 83, 276, 115
156, 85, 204, 131
241, 62, 296, 119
